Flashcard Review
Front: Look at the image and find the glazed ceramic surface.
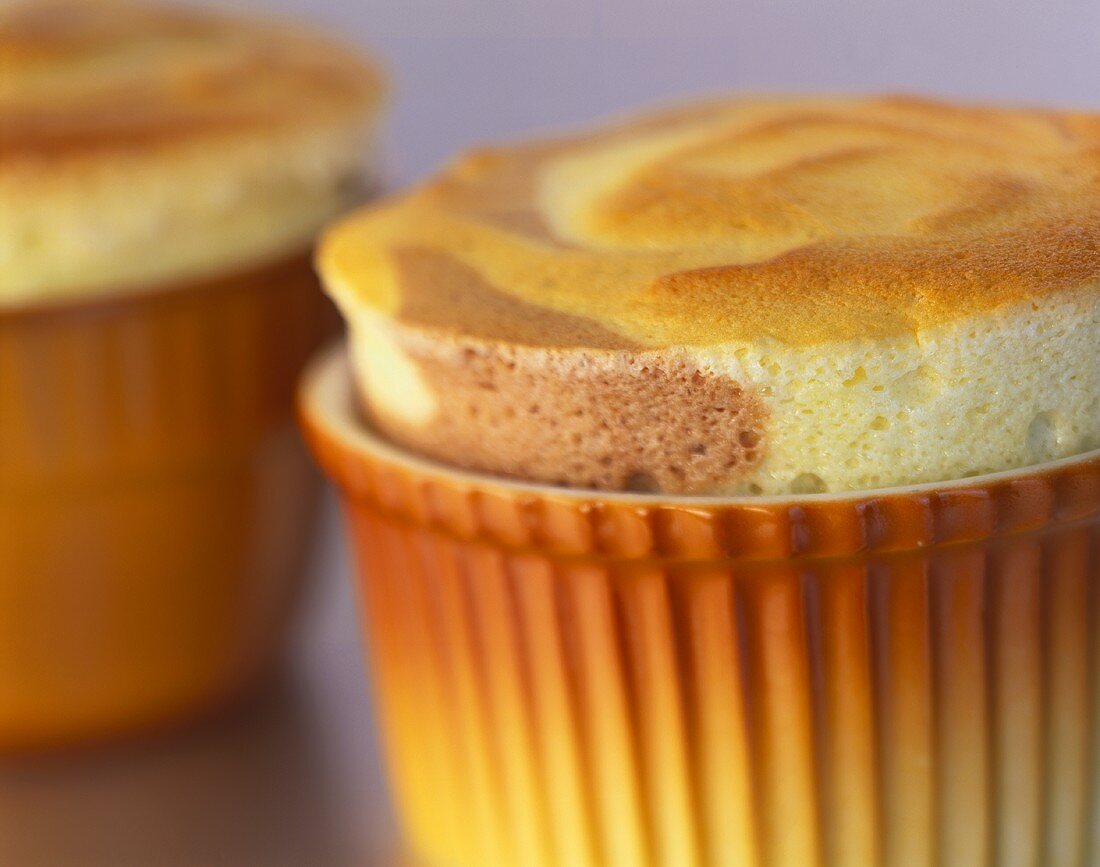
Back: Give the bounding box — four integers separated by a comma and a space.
302, 347, 1100, 867
0, 254, 338, 749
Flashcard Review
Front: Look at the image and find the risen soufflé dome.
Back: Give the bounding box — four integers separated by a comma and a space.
320, 94, 1100, 495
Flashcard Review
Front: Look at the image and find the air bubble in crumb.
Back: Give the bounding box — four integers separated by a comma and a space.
892, 364, 944, 405
626, 472, 660, 493
1027, 411, 1063, 461
842, 366, 867, 387
790, 473, 827, 494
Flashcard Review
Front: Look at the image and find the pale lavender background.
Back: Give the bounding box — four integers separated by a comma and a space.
279, 0, 1098, 194
2, 1, 1096, 864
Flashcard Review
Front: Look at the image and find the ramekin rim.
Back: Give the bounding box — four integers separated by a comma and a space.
300, 342, 1100, 506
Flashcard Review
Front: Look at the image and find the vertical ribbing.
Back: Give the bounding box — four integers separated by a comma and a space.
871, 556, 936, 867
465, 545, 551, 865
1, 253, 332, 485
931, 547, 992, 866
1085, 524, 1100, 867
814, 561, 879, 867
567, 562, 651, 867
405, 528, 473, 862
355, 517, 458, 863
547, 558, 604, 867
1041, 527, 1091, 865
615, 562, 701, 867
306, 410, 1100, 867
684, 566, 759, 867
989, 538, 1044, 867
740, 563, 822, 866
515, 556, 599, 867
439, 537, 514, 865
0, 253, 333, 749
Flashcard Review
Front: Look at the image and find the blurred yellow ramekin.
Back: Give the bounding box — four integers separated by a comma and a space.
0, 254, 338, 748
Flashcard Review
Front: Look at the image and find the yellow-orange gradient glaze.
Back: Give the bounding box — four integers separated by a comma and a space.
302, 348, 1100, 867
320, 95, 1100, 496
0, 254, 337, 749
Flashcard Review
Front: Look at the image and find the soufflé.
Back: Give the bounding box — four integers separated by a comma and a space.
320, 95, 1099, 495
0, 0, 382, 747
1, 0, 383, 303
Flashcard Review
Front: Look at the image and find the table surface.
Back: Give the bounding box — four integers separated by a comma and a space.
0, 494, 409, 867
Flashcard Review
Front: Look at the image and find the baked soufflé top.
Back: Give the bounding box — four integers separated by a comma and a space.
0, 0, 384, 303
320, 94, 1100, 495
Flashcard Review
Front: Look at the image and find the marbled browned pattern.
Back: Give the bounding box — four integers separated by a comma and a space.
322, 95, 1100, 496
367, 332, 767, 494
322, 95, 1100, 348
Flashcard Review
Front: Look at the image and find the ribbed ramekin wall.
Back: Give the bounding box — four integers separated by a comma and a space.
311, 430, 1100, 867
0, 254, 337, 748
0, 253, 331, 483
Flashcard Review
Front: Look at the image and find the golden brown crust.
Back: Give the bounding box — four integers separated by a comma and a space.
360, 332, 767, 493
394, 247, 637, 349
322, 94, 1100, 349
324, 94, 1100, 496
0, 0, 383, 160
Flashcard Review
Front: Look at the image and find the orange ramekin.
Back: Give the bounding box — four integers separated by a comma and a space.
0, 253, 339, 750
301, 346, 1100, 867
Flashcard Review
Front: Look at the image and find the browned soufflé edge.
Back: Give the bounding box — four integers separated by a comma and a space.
363, 326, 768, 495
